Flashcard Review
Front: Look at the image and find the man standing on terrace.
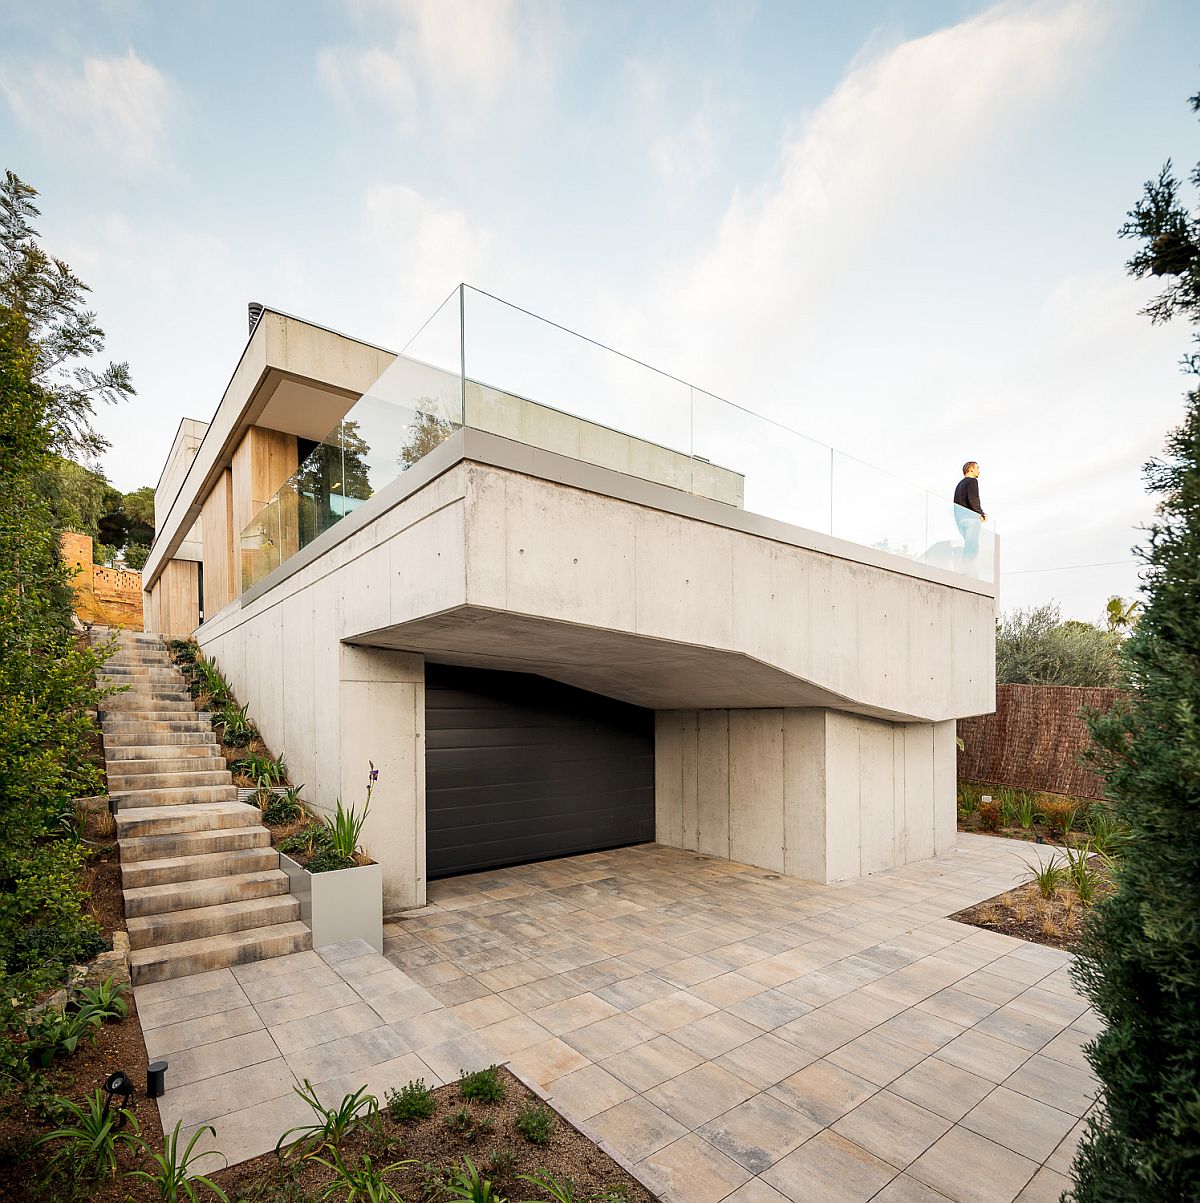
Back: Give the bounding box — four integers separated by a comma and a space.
954, 461, 987, 563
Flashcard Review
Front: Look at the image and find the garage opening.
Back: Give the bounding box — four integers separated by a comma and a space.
425, 663, 655, 878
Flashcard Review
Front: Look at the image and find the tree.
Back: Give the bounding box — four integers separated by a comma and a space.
398, 405, 456, 469
1068, 90, 1200, 1200
36, 455, 119, 540
995, 604, 1119, 687
1105, 595, 1141, 634
123, 543, 149, 570
0, 170, 134, 459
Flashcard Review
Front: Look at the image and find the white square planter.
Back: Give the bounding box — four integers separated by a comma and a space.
280, 853, 383, 953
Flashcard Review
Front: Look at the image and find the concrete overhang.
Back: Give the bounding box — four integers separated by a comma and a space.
143, 310, 396, 590
211, 427, 995, 725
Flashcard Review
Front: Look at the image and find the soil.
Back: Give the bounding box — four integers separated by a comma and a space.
950, 857, 1113, 953
212, 1067, 655, 1203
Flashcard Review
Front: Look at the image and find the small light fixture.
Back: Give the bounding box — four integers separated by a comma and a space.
763, 874, 781, 880
103, 1070, 134, 1127
146, 1060, 168, 1099
108, 795, 120, 817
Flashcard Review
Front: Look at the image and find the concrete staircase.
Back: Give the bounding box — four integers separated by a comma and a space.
95, 629, 310, 984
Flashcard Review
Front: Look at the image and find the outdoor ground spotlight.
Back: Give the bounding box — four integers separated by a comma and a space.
103, 1070, 134, 1126
147, 1060, 168, 1099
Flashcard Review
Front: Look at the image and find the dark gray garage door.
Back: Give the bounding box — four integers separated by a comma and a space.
425, 664, 655, 878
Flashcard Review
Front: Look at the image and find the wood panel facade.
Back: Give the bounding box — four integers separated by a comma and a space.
200, 468, 235, 617
231, 426, 299, 595
149, 558, 201, 637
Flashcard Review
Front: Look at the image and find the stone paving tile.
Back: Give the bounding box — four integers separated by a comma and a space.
138, 983, 250, 1031
762, 1130, 897, 1203
587, 1095, 689, 1162
270, 1001, 383, 1055
643, 1062, 757, 1130
908, 1127, 1039, 1203
638, 1132, 753, 1203
830, 1089, 952, 1170
545, 1063, 635, 1121
146, 837, 1097, 1196
144, 1005, 265, 1056
768, 1058, 878, 1128
696, 1092, 820, 1172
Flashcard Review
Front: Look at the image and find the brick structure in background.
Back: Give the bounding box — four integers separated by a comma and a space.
957, 682, 1129, 800
61, 531, 144, 630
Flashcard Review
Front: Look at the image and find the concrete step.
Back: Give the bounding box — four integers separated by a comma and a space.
114, 801, 261, 840
108, 769, 233, 791
121, 846, 280, 889
129, 921, 312, 985
103, 719, 213, 735
106, 756, 227, 776
126, 896, 301, 951
124, 868, 292, 917
103, 730, 219, 748
104, 741, 222, 759
112, 784, 239, 809
120, 824, 270, 866
102, 697, 196, 712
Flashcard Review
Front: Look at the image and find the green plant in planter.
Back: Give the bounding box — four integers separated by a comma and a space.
35, 1087, 140, 1181
446, 1157, 506, 1203
276, 1079, 380, 1158
24, 999, 109, 1066
127, 1120, 229, 1202
459, 1065, 505, 1103
278, 822, 333, 858
233, 751, 288, 789
323, 762, 378, 862
214, 702, 257, 748
76, 976, 130, 1020
263, 788, 304, 826
307, 847, 354, 873
513, 1103, 554, 1146
385, 1078, 435, 1123
309, 1147, 413, 1202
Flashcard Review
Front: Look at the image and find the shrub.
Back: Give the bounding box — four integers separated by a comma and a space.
278, 823, 332, 858
443, 1107, 492, 1141
446, 1156, 507, 1203
995, 604, 1120, 686
263, 794, 303, 826
306, 847, 355, 874
1068, 95, 1200, 1199
1023, 855, 1067, 899
459, 1066, 505, 1104
24, 1001, 107, 1066
276, 1080, 379, 1158
34, 1087, 139, 1181
386, 1078, 436, 1123
234, 751, 287, 789
513, 1103, 554, 1146
1036, 797, 1079, 841
127, 1120, 229, 1202
976, 799, 1001, 832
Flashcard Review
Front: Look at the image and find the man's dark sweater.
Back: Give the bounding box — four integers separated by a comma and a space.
954, 476, 984, 518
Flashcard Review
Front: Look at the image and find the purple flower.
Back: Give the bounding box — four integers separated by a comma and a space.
369, 768, 379, 782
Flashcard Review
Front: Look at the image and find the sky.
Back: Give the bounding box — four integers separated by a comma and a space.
2, 0, 1197, 621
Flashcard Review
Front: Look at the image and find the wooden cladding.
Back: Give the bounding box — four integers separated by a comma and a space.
231, 426, 298, 595
150, 558, 200, 637
200, 468, 235, 616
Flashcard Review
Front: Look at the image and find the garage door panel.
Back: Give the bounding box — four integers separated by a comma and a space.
425, 663, 655, 878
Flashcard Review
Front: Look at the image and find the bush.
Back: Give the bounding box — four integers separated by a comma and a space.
306, 847, 354, 874
513, 1103, 554, 1146
995, 604, 1120, 686
263, 795, 302, 826
386, 1079, 436, 1123
459, 1066, 505, 1104
976, 799, 1001, 832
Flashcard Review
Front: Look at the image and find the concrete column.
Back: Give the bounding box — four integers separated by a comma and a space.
655, 706, 955, 884
339, 645, 426, 912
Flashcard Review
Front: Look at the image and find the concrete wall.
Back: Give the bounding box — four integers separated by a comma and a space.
195, 445, 989, 906
655, 708, 957, 882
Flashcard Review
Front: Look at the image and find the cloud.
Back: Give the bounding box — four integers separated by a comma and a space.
0, 49, 177, 169
361, 183, 492, 333
317, 0, 560, 134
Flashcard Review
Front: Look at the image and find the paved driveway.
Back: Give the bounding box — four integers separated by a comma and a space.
388, 834, 1098, 1203
138, 834, 1099, 1201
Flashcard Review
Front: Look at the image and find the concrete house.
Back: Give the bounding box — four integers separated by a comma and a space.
142, 288, 997, 914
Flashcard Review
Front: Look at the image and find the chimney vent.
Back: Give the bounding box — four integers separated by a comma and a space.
248, 302, 264, 335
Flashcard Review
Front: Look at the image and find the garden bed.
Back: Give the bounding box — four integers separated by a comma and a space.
211, 1066, 654, 1203
950, 853, 1113, 952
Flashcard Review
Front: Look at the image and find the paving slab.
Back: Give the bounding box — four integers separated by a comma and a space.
136, 835, 1096, 1201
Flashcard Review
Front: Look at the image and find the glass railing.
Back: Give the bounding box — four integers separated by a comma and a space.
239, 285, 997, 593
